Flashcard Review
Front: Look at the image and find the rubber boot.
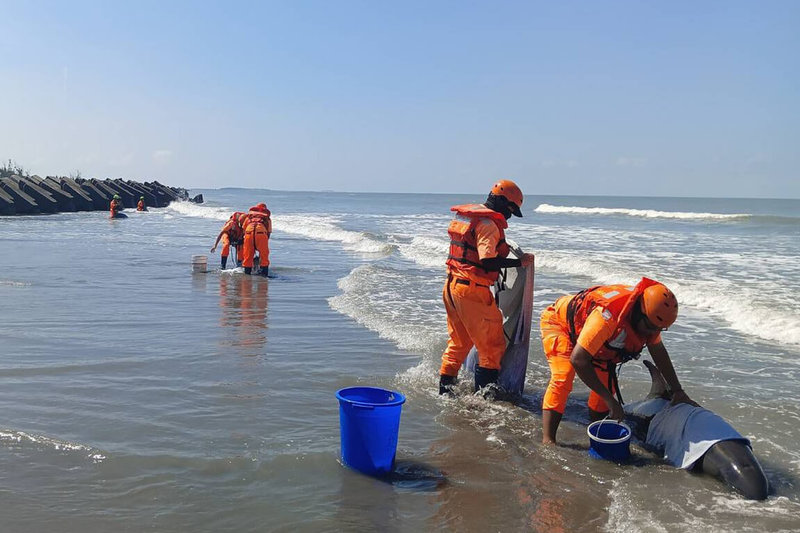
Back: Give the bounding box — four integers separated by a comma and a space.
260, 266, 269, 278
244, 267, 252, 275
474, 366, 504, 400
474, 366, 499, 391
439, 374, 458, 396
221, 256, 228, 269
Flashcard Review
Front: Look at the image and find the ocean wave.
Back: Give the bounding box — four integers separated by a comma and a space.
535, 203, 750, 221
537, 252, 800, 348
275, 215, 395, 255
0, 429, 106, 462
165, 201, 232, 221
0, 280, 32, 287
397, 236, 448, 269
163, 203, 396, 255
328, 264, 444, 355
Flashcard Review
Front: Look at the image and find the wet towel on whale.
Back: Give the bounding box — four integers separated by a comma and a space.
642, 401, 751, 469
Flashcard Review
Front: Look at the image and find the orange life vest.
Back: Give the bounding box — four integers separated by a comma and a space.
244, 208, 271, 236
225, 211, 246, 241
137, 200, 145, 211
110, 199, 121, 214
445, 204, 510, 285
565, 277, 662, 364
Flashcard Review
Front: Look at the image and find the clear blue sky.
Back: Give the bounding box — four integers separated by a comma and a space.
2, 1, 798, 197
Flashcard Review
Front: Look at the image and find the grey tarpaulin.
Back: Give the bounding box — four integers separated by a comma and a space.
464, 240, 534, 396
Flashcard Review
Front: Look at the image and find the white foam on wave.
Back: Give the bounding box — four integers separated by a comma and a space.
708, 494, 800, 521
321, 215, 800, 348
680, 282, 800, 348
397, 236, 449, 269
537, 251, 800, 348
165, 201, 231, 221
164, 203, 395, 255
605, 478, 672, 533
535, 203, 749, 221
275, 214, 395, 255
0, 429, 106, 462
328, 264, 444, 354
0, 280, 31, 287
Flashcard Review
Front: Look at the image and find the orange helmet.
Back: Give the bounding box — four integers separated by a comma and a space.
641, 283, 678, 329
491, 179, 523, 217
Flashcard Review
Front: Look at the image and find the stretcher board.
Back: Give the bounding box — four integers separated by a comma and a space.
463, 240, 534, 396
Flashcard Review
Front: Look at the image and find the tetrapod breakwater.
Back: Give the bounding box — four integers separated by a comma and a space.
0, 175, 201, 216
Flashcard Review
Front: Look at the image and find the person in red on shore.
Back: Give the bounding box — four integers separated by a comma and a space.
539, 278, 698, 444
241, 203, 271, 277
211, 211, 246, 269
439, 179, 534, 397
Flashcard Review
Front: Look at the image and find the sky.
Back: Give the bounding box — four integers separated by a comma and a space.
1, 1, 798, 198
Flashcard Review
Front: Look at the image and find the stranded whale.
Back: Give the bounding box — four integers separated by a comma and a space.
625, 360, 769, 500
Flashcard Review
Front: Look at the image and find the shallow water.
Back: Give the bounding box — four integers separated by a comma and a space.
1, 190, 799, 531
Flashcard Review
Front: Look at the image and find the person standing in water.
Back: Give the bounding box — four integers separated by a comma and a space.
109, 194, 123, 218
539, 278, 698, 444
137, 196, 147, 211
241, 203, 271, 277
211, 211, 246, 269
439, 179, 534, 397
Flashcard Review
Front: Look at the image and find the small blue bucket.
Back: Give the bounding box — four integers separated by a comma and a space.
336, 387, 406, 476
587, 420, 631, 462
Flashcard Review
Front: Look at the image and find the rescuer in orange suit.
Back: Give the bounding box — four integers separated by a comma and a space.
540, 278, 699, 444
242, 203, 271, 277
439, 179, 535, 397
137, 196, 147, 211
109, 194, 122, 218
211, 211, 246, 269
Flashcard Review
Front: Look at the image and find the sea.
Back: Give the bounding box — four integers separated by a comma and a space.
1, 189, 799, 532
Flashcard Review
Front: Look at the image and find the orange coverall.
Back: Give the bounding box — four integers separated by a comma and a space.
439, 218, 506, 377
242, 215, 271, 269
540, 292, 661, 413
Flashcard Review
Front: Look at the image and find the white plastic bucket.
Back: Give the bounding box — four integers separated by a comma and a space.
191, 255, 208, 273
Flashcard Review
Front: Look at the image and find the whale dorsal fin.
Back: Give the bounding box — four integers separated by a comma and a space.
643, 359, 672, 400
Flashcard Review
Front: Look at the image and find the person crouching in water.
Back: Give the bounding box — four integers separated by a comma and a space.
439, 179, 534, 397
137, 196, 147, 211
109, 194, 123, 218
211, 211, 246, 269
539, 278, 698, 444
242, 203, 271, 277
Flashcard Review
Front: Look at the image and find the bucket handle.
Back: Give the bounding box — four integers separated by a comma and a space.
588, 416, 631, 443
588, 416, 610, 435
350, 402, 375, 410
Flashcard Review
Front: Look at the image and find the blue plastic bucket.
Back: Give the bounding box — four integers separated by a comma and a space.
336, 387, 406, 476
587, 420, 631, 462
